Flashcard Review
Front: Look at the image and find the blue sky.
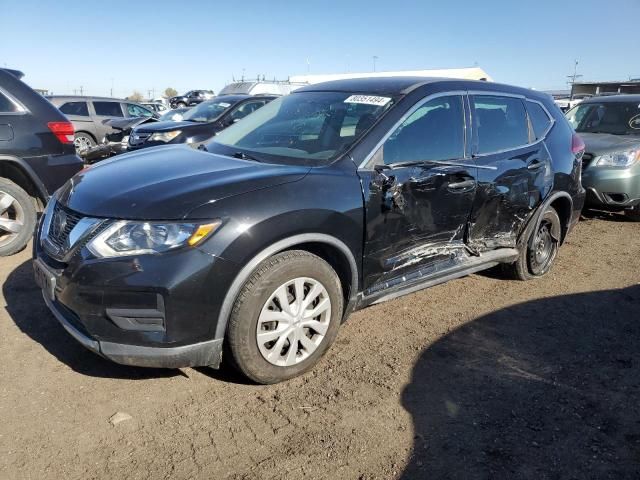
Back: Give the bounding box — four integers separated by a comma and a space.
2, 0, 638, 97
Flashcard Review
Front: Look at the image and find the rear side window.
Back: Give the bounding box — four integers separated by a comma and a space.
93, 101, 123, 117
383, 95, 465, 164
472, 95, 529, 154
527, 101, 552, 139
0, 91, 19, 113
59, 101, 89, 117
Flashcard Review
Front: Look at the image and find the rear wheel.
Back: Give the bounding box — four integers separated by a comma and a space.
0, 178, 37, 256
626, 205, 640, 222
502, 206, 561, 280
226, 250, 343, 384
73, 132, 95, 154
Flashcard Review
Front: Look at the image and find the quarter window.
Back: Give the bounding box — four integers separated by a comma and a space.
472, 95, 528, 154
527, 101, 552, 139
59, 101, 89, 117
93, 101, 123, 117
0, 91, 18, 113
382, 95, 465, 165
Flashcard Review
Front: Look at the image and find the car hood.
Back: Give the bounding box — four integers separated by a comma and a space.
57, 146, 310, 220
134, 120, 197, 133
579, 132, 640, 156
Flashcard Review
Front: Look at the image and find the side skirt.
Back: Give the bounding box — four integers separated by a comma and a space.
357, 248, 519, 308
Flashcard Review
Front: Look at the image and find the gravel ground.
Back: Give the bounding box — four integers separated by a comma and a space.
0, 213, 639, 480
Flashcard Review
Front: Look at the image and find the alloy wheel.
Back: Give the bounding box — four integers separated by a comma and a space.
0, 192, 25, 248
256, 277, 332, 367
74, 135, 93, 153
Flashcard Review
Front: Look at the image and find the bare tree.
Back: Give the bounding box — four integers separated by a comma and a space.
164, 87, 178, 98
127, 90, 144, 102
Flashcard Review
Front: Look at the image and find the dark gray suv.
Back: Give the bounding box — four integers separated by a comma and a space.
47, 96, 158, 153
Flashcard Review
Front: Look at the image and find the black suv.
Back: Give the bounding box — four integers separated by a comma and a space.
33, 78, 585, 383
0, 69, 83, 256
169, 90, 214, 109
128, 95, 275, 151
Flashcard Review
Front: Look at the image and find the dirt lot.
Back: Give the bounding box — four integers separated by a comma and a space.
1, 213, 639, 480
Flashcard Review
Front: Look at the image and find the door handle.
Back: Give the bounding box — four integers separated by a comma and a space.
527, 159, 544, 170
447, 179, 476, 191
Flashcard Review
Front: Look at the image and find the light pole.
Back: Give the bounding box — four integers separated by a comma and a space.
373, 55, 379, 72
567, 60, 582, 100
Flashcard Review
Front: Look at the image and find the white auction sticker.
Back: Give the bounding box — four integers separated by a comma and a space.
344, 95, 391, 106
218, 102, 231, 108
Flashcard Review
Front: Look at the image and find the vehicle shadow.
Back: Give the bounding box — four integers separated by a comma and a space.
400, 285, 640, 480
4, 259, 178, 380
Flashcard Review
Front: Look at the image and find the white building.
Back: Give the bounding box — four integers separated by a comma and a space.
290, 67, 492, 85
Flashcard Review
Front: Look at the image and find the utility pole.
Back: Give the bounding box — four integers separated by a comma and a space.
567, 60, 582, 100
110, 78, 114, 97
79, 85, 83, 96
373, 56, 379, 72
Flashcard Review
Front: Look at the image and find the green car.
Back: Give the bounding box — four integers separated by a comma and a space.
566, 95, 640, 221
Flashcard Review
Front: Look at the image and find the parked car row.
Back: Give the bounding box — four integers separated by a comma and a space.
47, 96, 159, 153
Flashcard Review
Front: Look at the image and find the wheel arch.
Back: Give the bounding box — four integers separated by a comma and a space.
520, 191, 574, 246
75, 130, 97, 142
0, 155, 49, 204
214, 233, 359, 340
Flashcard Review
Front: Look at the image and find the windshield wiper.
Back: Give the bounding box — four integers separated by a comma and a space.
232, 151, 263, 162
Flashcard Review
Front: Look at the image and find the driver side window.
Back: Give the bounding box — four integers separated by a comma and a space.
382, 95, 465, 165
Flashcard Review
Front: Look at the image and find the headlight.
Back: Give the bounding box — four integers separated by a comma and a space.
87, 220, 221, 258
149, 130, 181, 143
594, 149, 640, 168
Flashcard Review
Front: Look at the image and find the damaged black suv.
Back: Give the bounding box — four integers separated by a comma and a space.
33, 78, 585, 384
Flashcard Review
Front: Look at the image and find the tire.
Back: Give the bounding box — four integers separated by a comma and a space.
626, 205, 640, 222
0, 178, 37, 256
73, 132, 96, 154
176, 102, 187, 108
226, 250, 343, 384
502, 206, 561, 280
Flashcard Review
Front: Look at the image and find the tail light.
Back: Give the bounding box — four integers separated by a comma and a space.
571, 132, 585, 158
47, 121, 75, 144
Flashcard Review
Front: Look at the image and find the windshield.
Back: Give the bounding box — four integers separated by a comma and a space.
207, 91, 394, 163
182, 99, 232, 122
566, 101, 640, 135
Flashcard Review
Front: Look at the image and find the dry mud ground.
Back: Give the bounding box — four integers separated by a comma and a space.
1, 213, 639, 480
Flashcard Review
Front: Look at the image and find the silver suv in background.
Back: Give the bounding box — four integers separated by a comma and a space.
47, 96, 159, 153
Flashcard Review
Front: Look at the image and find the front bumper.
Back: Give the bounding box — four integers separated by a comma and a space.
44, 292, 223, 368
582, 163, 640, 210
33, 214, 239, 369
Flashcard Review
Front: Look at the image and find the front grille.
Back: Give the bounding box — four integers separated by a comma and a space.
128, 132, 151, 146
582, 153, 594, 170
47, 202, 83, 251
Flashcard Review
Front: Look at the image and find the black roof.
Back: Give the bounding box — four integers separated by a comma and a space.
295, 76, 544, 100
0, 68, 25, 79
582, 94, 640, 104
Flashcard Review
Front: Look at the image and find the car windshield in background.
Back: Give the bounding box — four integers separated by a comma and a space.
208, 91, 394, 162
182, 100, 232, 122
567, 102, 640, 135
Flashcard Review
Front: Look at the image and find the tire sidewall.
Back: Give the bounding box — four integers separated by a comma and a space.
519, 207, 561, 279
228, 252, 343, 384
0, 178, 37, 256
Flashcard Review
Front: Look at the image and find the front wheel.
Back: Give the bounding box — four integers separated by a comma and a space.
175, 102, 187, 108
226, 250, 343, 384
502, 206, 561, 280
